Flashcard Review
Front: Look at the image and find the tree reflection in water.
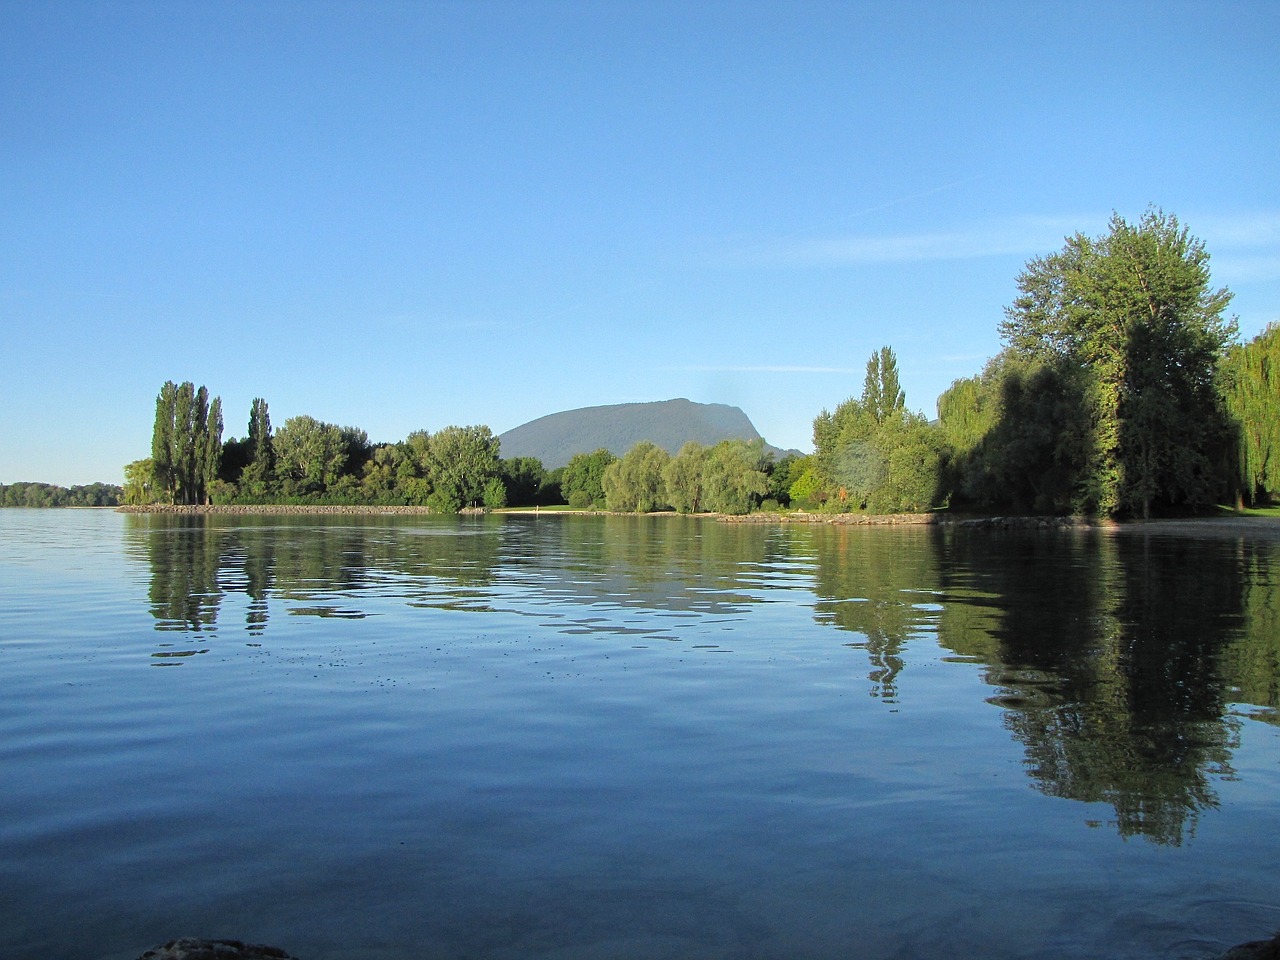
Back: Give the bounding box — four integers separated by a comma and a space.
126, 512, 1279, 846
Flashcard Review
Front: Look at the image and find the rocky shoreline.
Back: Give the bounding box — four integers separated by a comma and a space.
135, 931, 1280, 959
115, 503, 1280, 538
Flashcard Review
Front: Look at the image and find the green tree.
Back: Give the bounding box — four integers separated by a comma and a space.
603, 441, 671, 512
663, 441, 709, 513
151, 381, 177, 502
273, 415, 350, 495
561, 449, 616, 509
149, 380, 222, 504
813, 347, 945, 513
1001, 208, 1236, 517
702, 439, 770, 515
420, 425, 502, 512
862, 345, 906, 425
500, 456, 547, 507
240, 397, 276, 494
123, 458, 157, 505
1220, 323, 1280, 505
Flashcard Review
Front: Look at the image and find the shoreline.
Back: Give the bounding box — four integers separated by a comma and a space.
114, 504, 1280, 537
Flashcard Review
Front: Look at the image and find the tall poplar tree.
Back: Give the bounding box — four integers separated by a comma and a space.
149, 380, 223, 505
241, 397, 276, 492
151, 381, 178, 502
202, 396, 223, 504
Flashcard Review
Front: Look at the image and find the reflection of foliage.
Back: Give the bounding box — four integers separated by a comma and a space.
136, 516, 224, 632
1215, 543, 1280, 724
932, 528, 1263, 845
810, 525, 942, 703
123, 511, 1280, 848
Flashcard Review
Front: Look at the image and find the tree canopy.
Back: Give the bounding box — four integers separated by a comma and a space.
998, 208, 1236, 517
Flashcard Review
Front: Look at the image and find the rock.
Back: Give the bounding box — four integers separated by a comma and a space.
1221, 932, 1280, 960
136, 940, 298, 960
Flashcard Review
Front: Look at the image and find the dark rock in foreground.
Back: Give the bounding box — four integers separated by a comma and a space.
132, 929, 1280, 959
136, 940, 298, 960
1221, 932, 1280, 960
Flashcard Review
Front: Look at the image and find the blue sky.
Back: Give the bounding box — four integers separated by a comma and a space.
3, 0, 1278, 486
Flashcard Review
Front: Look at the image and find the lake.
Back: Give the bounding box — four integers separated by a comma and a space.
1, 509, 1278, 960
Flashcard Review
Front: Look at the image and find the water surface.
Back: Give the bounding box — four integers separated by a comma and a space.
1, 510, 1277, 959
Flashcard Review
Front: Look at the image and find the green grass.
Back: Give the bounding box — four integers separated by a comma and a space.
1216, 502, 1280, 518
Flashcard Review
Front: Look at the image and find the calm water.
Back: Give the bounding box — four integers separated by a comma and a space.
1, 510, 1278, 960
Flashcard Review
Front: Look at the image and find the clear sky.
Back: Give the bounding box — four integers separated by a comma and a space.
3, 0, 1278, 486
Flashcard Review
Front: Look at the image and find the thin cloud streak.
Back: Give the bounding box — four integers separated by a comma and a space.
741, 210, 1280, 270
665, 364, 860, 374
745, 215, 1086, 267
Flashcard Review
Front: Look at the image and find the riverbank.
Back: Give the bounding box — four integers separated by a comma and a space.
114, 503, 1280, 537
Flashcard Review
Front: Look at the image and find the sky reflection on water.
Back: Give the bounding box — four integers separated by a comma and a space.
2, 510, 1279, 960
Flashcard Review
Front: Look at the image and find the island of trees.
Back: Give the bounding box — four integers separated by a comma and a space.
122, 209, 1278, 519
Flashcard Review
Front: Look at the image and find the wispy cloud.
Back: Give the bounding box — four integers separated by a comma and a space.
735, 210, 1280, 278
741, 215, 1086, 267
1192, 212, 1280, 284
663, 364, 860, 374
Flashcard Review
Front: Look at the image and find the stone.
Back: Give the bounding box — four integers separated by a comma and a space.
136, 939, 298, 960
1221, 932, 1280, 960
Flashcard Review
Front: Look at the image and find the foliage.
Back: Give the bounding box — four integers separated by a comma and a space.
561, 449, 616, 509
663, 442, 708, 513
812, 347, 945, 513
500, 456, 548, 507
0, 481, 122, 507
1220, 323, 1280, 505
123, 459, 157, 505
150, 381, 223, 505
998, 208, 1236, 517
701, 439, 771, 515
420, 425, 502, 511
273, 415, 354, 495
765, 453, 804, 507
602, 441, 671, 512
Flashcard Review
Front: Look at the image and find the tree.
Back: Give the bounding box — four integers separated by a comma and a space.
123, 459, 156, 505
862, 346, 906, 425
273, 415, 350, 495
663, 442, 709, 513
500, 456, 547, 507
201, 397, 223, 504
149, 380, 222, 504
561, 449, 616, 509
812, 347, 944, 512
765, 453, 803, 508
420, 425, 501, 511
1220, 323, 1280, 506
240, 398, 276, 494
1001, 209, 1236, 517
701, 439, 770, 515
151, 381, 177, 502
603, 441, 670, 512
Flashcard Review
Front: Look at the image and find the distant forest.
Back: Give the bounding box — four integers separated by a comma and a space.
117, 208, 1277, 519
1, 482, 122, 508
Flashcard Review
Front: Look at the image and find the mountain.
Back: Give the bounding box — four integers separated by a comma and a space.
498, 398, 786, 468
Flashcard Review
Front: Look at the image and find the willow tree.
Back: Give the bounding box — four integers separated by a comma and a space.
1001, 209, 1236, 518
1220, 323, 1280, 505
602, 440, 670, 512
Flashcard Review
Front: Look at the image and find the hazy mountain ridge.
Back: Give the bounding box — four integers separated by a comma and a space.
498, 398, 786, 468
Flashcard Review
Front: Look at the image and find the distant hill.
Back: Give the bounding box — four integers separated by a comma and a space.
498, 398, 789, 468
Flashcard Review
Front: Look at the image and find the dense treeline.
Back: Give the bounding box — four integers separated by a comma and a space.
796, 209, 1279, 518
123, 209, 1276, 518
0, 482, 122, 507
